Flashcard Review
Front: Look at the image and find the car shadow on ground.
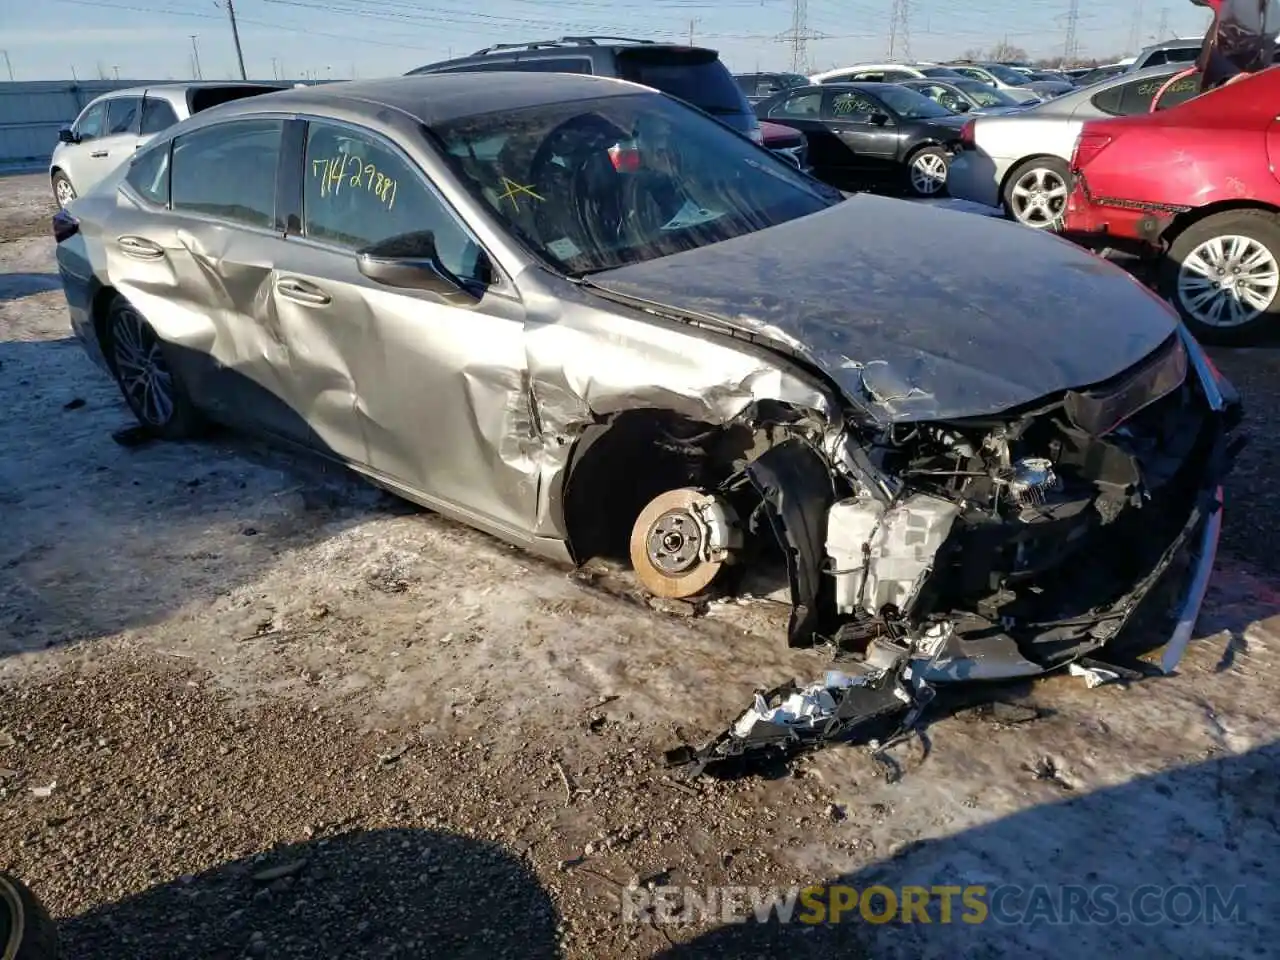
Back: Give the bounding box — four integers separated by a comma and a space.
58, 827, 560, 959
656, 742, 1278, 959
0, 272, 60, 302
0, 336, 406, 658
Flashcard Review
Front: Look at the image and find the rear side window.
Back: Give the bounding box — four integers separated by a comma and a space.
768, 91, 821, 119
171, 119, 282, 228
126, 143, 170, 205
140, 97, 180, 134
105, 97, 141, 135
1091, 74, 1200, 116
515, 57, 592, 74
187, 85, 284, 114
74, 102, 107, 140
618, 51, 747, 114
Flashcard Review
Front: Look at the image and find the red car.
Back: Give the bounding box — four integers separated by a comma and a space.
1065, 66, 1280, 343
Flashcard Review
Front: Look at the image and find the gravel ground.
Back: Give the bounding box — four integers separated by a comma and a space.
3, 172, 1280, 960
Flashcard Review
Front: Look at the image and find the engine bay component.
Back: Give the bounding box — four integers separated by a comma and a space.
629, 487, 741, 598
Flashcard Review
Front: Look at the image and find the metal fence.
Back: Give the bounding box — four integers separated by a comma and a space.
0, 81, 163, 165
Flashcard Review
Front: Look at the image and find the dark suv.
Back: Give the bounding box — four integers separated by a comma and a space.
407, 37, 762, 142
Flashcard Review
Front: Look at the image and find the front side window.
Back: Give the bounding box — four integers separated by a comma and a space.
433, 92, 841, 275
769, 91, 821, 119
828, 91, 880, 121
75, 102, 107, 141
952, 66, 992, 84
302, 121, 486, 283
126, 143, 170, 205
140, 97, 180, 134
171, 118, 282, 228
105, 97, 142, 135
863, 84, 952, 119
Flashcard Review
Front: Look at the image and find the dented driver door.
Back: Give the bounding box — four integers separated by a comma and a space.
275, 118, 537, 531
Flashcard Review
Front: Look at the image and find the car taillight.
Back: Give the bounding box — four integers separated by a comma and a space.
959, 119, 976, 149
52, 209, 79, 244
1071, 131, 1113, 171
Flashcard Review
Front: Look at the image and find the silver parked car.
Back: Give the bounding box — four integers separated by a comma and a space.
52, 73, 1240, 686
947, 64, 1201, 228
50, 82, 286, 207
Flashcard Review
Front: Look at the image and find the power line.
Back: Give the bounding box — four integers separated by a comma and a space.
1156, 7, 1170, 41
1127, 0, 1144, 53
888, 0, 911, 60
225, 0, 248, 80
777, 0, 825, 74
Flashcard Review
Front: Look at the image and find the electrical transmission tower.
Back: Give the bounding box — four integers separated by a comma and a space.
1156, 7, 1170, 40
888, 0, 911, 60
1062, 0, 1081, 63
1128, 0, 1144, 53
778, 0, 825, 75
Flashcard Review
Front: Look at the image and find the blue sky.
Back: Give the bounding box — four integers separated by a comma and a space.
2, 0, 1214, 81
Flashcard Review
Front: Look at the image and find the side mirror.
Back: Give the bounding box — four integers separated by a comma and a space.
356, 231, 488, 301
58, 127, 78, 144
869, 112, 891, 126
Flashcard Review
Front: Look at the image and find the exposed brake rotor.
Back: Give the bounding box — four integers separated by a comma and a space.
629, 487, 741, 599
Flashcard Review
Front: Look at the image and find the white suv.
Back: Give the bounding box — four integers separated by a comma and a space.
809, 62, 967, 84
50, 82, 285, 207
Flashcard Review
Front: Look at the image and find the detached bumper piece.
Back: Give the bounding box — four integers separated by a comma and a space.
664, 644, 931, 778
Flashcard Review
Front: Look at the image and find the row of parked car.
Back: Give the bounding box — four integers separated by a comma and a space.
48, 34, 1278, 342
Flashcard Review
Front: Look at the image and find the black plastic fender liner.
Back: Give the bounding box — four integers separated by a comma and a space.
742, 439, 837, 647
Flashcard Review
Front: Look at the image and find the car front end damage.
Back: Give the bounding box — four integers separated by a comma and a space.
656, 325, 1242, 773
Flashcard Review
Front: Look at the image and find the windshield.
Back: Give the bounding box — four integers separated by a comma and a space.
868, 84, 953, 119
984, 64, 1031, 85
432, 93, 841, 275
952, 78, 1020, 106
619, 51, 748, 115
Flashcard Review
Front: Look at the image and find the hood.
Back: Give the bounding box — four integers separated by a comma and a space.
586, 194, 1179, 423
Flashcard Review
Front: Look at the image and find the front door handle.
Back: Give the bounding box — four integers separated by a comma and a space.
276, 277, 331, 306
90, 150, 109, 158
116, 235, 164, 260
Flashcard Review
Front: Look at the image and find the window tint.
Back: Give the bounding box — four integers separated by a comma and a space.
734, 74, 757, 94
619, 53, 746, 114
140, 96, 180, 134
75, 102, 106, 140
517, 57, 592, 74
171, 119, 281, 228
105, 97, 142, 135
852, 71, 886, 82
770, 91, 822, 119
1143, 50, 1169, 67
126, 143, 170, 205
1093, 74, 1201, 116
882, 70, 915, 82
828, 91, 879, 121
302, 121, 486, 283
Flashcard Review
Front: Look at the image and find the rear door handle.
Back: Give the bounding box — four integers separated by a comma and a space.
116, 235, 164, 260
90, 150, 109, 158
276, 277, 331, 306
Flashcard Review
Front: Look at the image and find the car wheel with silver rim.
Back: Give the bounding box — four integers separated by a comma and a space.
51, 170, 76, 208
905, 146, 949, 198
1162, 210, 1280, 345
105, 296, 203, 438
1002, 157, 1069, 230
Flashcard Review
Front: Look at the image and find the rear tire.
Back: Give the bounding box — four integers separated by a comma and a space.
103, 296, 204, 439
904, 146, 949, 198
1002, 157, 1069, 230
51, 170, 76, 208
1160, 210, 1280, 345
1, 873, 61, 960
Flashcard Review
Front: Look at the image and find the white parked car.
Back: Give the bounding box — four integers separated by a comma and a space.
49, 81, 285, 207
942, 63, 1047, 103
809, 62, 967, 84
946, 64, 1200, 229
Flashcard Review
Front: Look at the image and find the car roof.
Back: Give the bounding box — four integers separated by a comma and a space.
409, 39, 717, 75
85, 81, 283, 106
197, 72, 646, 127
1140, 36, 1203, 51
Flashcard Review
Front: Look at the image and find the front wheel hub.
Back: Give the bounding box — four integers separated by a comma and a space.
629, 488, 741, 599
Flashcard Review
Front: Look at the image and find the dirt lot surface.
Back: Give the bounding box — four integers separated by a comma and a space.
3, 172, 1279, 959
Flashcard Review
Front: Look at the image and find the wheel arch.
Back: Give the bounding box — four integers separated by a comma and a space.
89, 283, 121, 371
1159, 201, 1280, 250
998, 152, 1068, 201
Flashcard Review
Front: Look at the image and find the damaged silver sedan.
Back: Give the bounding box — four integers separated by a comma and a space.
53, 73, 1243, 690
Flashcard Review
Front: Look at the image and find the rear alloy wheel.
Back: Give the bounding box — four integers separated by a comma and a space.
51, 170, 76, 208
1003, 158, 1069, 229
106, 297, 203, 439
1162, 210, 1280, 344
906, 147, 949, 197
